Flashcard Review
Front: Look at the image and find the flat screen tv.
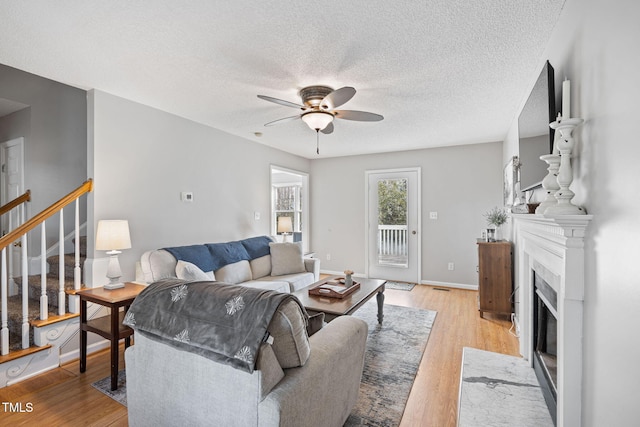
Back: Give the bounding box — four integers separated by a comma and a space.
518, 61, 557, 192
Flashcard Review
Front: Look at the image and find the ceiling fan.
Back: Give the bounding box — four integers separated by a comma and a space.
257, 85, 384, 154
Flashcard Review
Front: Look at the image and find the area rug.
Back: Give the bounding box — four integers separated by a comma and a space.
384, 281, 416, 291
92, 301, 437, 426
91, 369, 127, 406
346, 300, 437, 426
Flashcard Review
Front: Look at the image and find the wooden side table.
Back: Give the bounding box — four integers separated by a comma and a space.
78, 282, 145, 390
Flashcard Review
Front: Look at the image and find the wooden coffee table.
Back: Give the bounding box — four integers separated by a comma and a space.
294, 276, 386, 323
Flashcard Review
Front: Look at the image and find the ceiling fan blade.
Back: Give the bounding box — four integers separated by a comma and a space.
322, 86, 356, 109
264, 115, 301, 127
334, 110, 384, 122
257, 95, 303, 109
320, 122, 334, 134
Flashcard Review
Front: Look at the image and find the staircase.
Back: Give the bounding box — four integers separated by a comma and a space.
0, 179, 94, 388
7, 237, 86, 352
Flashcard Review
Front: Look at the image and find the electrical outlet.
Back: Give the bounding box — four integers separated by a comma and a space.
326, 253, 331, 261
429, 211, 438, 220
181, 192, 193, 202
448, 262, 454, 271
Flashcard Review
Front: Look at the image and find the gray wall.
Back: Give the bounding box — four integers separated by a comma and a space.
504, 0, 640, 424
87, 90, 311, 284
0, 64, 87, 252
311, 142, 503, 286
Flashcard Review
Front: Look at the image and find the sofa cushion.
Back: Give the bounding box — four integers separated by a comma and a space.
243, 280, 290, 294
269, 242, 305, 276
215, 260, 253, 284
206, 241, 251, 271
250, 254, 272, 279
267, 299, 310, 368
175, 260, 215, 281
260, 272, 315, 292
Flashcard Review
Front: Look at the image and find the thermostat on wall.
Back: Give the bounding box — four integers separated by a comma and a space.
181, 192, 193, 202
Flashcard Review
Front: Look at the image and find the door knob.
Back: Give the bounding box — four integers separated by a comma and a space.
412, 230, 417, 235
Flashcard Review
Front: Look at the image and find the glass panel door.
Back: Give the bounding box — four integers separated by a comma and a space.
377, 178, 408, 268
367, 168, 420, 283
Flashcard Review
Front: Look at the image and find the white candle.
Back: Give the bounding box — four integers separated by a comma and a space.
562, 79, 571, 119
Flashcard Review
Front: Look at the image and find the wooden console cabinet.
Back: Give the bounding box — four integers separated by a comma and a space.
477, 240, 512, 318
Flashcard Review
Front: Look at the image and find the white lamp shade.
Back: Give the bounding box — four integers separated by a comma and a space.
301, 111, 334, 131
277, 216, 293, 233
95, 220, 132, 251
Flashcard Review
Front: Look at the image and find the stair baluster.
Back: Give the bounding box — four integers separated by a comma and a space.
58, 210, 65, 316
20, 234, 28, 349
1, 248, 8, 355
40, 222, 48, 321
70, 199, 81, 313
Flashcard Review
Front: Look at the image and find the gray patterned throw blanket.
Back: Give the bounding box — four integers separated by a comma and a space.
124, 279, 305, 373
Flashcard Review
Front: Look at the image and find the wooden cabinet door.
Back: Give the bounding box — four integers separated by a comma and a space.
477, 241, 512, 317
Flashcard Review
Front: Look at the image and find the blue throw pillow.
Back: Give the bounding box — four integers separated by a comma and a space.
163, 245, 214, 273
241, 236, 273, 260
206, 241, 251, 271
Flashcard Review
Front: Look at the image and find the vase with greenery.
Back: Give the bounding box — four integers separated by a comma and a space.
484, 207, 508, 241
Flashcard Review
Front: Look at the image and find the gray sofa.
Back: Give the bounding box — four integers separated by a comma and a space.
125, 281, 368, 427
137, 236, 320, 293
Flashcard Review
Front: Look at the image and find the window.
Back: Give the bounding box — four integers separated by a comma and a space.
270, 166, 309, 252
273, 184, 302, 234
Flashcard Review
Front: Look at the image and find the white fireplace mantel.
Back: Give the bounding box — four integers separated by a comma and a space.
512, 213, 592, 427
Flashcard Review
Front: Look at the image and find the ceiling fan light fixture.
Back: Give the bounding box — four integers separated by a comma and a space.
301, 111, 334, 131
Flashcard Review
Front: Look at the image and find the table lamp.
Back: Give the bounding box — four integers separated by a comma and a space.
95, 220, 131, 290
277, 216, 293, 242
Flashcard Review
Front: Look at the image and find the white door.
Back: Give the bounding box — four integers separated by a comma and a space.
366, 168, 420, 283
1, 138, 26, 280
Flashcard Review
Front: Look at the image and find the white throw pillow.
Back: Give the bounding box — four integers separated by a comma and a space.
269, 242, 305, 276
175, 260, 215, 281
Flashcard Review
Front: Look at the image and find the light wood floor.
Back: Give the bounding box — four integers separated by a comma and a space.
0, 284, 519, 426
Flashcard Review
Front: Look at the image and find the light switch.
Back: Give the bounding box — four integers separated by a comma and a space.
254, 211, 261, 220
181, 192, 193, 202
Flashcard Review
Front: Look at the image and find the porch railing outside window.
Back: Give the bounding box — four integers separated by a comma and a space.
377, 224, 408, 266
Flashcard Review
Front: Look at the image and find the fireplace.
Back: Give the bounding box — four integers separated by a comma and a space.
513, 214, 592, 427
533, 271, 557, 423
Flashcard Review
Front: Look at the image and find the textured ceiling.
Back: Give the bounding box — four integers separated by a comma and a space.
0, 1, 565, 158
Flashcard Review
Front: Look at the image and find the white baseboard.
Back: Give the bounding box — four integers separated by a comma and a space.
59, 339, 111, 365
420, 280, 478, 291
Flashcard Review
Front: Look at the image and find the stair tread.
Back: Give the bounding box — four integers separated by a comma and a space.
0, 344, 52, 364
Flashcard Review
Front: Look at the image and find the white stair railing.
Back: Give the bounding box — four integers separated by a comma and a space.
0, 179, 93, 355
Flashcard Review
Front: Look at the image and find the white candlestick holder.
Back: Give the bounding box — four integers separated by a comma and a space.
535, 153, 561, 214
545, 118, 586, 215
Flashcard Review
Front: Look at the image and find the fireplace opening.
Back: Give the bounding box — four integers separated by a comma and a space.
533, 271, 557, 424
